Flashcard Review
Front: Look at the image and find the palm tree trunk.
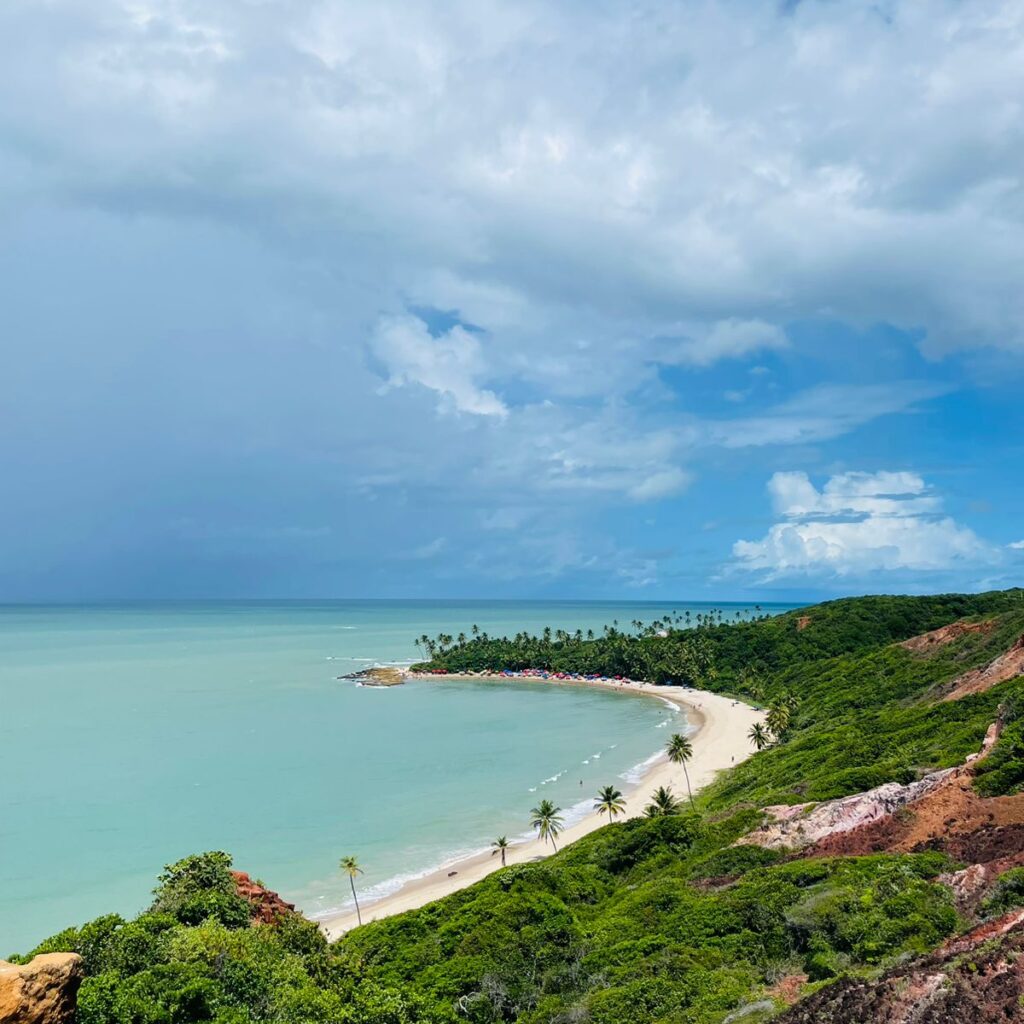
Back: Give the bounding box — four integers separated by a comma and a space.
683, 763, 694, 809
350, 876, 362, 925
501, 849, 506, 867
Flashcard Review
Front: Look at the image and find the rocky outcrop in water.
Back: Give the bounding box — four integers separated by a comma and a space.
0, 954, 83, 1024
338, 666, 406, 686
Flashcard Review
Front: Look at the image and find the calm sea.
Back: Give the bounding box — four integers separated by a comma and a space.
0, 600, 798, 953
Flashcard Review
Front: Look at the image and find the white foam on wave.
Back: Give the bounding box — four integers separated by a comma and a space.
620, 749, 664, 785
313, 841, 493, 918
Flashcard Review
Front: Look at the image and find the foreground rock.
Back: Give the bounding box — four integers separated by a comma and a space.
779, 912, 1024, 1024
0, 954, 83, 1024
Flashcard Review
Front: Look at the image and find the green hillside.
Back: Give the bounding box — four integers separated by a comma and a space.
16, 588, 1024, 1024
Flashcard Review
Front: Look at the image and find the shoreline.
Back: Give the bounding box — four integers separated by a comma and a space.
320, 673, 765, 939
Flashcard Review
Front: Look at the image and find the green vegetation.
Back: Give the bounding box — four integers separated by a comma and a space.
17, 588, 1024, 1024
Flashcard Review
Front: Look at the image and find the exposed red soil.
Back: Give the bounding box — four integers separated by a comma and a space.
934, 907, 1024, 957
899, 618, 995, 653
766, 974, 808, 1006
779, 916, 1024, 1024
231, 870, 296, 925
795, 616, 812, 631
801, 762, 1024, 862
938, 632, 1024, 702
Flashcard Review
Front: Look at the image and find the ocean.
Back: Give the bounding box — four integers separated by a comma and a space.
0, 599, 797, 953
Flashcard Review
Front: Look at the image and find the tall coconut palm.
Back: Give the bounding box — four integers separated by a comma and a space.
645, 785, 679, 816
749, 722, 771, 751
594, 785, 626, 823
766, 701, 792, 740
339, 855, 363, 925
530, 799, 564, 851
491, 836, 510, 867
666, 733, 695, 809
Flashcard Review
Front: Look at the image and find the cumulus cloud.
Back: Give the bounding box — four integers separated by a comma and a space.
732, 470, 997, 580
2, 0, 1022, 597
4, 0, 1024, 370
1010, 540, 1024, 550
370, 314, 507, 417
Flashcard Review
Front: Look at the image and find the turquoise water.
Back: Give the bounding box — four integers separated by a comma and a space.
0, 600, 797, 953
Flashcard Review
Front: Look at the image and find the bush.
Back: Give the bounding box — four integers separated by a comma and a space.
150, 852, 251, 929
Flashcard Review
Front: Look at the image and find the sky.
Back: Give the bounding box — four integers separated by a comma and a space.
1, 0, 1023, 602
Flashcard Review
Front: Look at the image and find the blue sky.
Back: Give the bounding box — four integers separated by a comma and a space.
2, 0, 1023, 601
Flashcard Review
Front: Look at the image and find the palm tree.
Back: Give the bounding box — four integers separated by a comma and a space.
766, 701, 792, 739
594, 785, 626, 823
339, 855, 363, 925
749, 722, 771, 751
666, 733, 695, 809
491, 836, 510, 867
645, 786, 679, 816
530, 799, 565, 851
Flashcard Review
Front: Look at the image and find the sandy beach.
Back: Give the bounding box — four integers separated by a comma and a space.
321, 676, 765, 939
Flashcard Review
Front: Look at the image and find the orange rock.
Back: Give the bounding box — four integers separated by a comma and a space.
0, 954, 83, 1024
899, 618, 995, 653
231, 870, 296, 925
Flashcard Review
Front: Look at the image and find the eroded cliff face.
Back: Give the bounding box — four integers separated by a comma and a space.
736, 719, 1021, 860
231, 870, 296, 924
899, 617, 995, 653
0, 954, 83, 1024
937, 632, 1024, 702
778, 913, 1024, 1024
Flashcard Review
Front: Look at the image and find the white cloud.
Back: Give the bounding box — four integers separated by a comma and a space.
370, 314, 507, 417
732, 470, 997, 580
767, 470, 941, 518
1009, 540, 1024, 550
666, 319, 789, 367
627, 467, 691, 503
411, 536, 447, 559
4, 0, 1024, 373
709, 382, 952, 448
